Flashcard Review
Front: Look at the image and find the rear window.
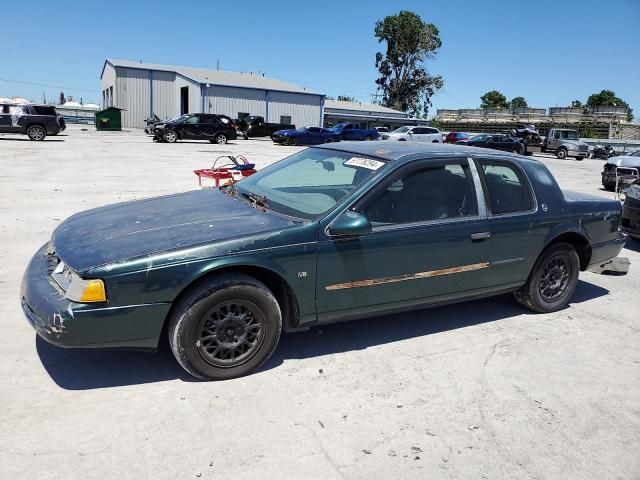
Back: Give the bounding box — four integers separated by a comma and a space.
32, 106, 57, 116
480, 160, 534, 214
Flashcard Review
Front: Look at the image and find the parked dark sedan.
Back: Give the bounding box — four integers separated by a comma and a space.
271, 127, 341, 145
621, 181, 640, 239
153, 113, 237, 144
22, 143, 628, 380
458, 134, 525, 154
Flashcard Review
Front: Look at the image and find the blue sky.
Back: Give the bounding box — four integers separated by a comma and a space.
1, 0, 638, 116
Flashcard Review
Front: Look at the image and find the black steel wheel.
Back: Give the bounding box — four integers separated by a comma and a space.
514, 242, 580, 313
168, 273, 282, 380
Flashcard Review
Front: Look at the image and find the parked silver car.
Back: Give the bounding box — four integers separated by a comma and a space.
381, 126, 442, 143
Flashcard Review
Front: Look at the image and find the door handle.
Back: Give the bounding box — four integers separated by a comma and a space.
470, 232, 491, 241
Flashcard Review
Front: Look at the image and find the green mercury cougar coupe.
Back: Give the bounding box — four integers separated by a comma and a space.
21, 142, 629, 380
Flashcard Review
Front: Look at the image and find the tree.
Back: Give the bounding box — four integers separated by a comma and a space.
374, 10, 443, 117
480, 90, 509, 109
510, 96, 528, 109
59, 91, 66, 105
570, 99, 583, 108
586, 89, 633, 121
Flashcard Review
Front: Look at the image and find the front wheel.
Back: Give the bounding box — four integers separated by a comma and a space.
556, 148, 567, 160
215, 133, 228, 145
27, 125, 46, 141
168, 274, 282, 380
516, 143, 526, 155
514, 242, 580, 313
363, 136, 373, 141
163, 130, 178, 143
287, 137, 298, 146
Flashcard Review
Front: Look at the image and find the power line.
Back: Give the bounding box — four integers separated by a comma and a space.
0, 77, 99, 93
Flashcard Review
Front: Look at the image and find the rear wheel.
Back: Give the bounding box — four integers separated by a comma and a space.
168, 274, 282, 380
27, 125, 46, 141
364, 136, 373, 141
556, 148, 568, 159
288, 137, 298, 146
215, 133, 228, 145
514, 242, 580, 313
324, 137, 334, 143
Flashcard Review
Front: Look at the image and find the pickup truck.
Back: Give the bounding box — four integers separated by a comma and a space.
329, 122, 379, 141
237, 116, 295, 139
543, 128, 589, 160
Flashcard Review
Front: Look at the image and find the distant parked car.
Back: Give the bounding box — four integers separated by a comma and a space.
329, 122, 379, 141
0, 103, 65, 140
458, 134, 525, 154
237, 115, 295, 139
153, 113, 237, 144
601, 151, 640, 191
271, 127, 341, 145
374, 126, 389, 134
621, 180, 640, 239
381, 126, 442, 143
444, 132, 469, 144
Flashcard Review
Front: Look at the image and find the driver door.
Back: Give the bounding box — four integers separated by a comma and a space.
181, 115, 201, 139
315, 158, 491, 322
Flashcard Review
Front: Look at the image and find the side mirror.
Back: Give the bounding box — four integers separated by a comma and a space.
328, 211, 372, 237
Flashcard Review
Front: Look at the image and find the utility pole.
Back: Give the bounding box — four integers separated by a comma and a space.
370, 92, 383, 104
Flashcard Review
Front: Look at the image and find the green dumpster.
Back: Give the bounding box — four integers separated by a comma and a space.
95, 107, 124, 131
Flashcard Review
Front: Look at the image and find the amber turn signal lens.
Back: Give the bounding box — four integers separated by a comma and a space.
80, 280, 106, 302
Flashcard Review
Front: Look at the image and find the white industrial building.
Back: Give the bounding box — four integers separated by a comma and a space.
323, 99, 426, 130
100, 59, 324, 129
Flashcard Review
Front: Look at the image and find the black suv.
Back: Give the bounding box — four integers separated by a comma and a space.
0, 103, 65, 140
153, 113, 237, 144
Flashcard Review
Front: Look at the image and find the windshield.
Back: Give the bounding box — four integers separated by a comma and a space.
470, 134, 488, 141
168, 114, 189, 124
296, 127, 308, 132
233, 149, 386, 220
561, 130, 579, 140
631, 151, 640, 157
392, 126, 411, 134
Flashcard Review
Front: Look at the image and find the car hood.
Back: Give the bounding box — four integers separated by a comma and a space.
605, 155, 640, 168
52, 189, 297, 273
563, 140, 588, 148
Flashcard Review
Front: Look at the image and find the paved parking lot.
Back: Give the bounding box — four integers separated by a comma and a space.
1, 126, 639, 479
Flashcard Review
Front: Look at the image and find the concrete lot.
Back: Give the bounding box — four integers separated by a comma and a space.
1, 126, 639, 480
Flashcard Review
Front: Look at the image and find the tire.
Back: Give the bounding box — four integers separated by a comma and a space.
556, 148, 567, 160
27, 125, 46, 141
324, 137, 334, 143
288, 137, 298, 146
575, 156, 584, 161
364, 136, 373, 141
514, 242, 580, 313
163, 130, 178, 143
398, 138, 407, 142
516, 143, 526, 155
215, 133, 228, 145
168, 273, 282, 380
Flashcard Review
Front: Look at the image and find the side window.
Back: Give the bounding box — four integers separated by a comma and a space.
238, 112, 249, 121
413, 127, 426, 134
1, 105, 9, 114
33, 106, 56, 116
308, 127, 321, 133
480, 161, 534, 215
280, 115, 291, 125
424, 128, 437, 134
185, 115, 200, 124
553, 131, 560, 139
360, 161, 478, 226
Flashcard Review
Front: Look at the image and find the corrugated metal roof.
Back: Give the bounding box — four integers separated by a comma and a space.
324, 99, 407, 115
105, 59, 320, 95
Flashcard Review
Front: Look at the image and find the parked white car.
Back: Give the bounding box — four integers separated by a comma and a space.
381, 126, 442, 143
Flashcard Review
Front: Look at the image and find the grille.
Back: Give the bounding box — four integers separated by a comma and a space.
46, 254, 60, 274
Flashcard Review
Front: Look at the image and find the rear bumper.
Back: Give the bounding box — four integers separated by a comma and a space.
586, 235, 629, 274
21, 243, 170, 350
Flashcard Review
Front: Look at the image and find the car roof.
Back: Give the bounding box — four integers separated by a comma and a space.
314, 141, 542, 170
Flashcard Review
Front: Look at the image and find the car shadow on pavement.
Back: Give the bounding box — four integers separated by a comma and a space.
36, 336, 197, 390
36, 280, 608, 389
263, 280, 609, 372
0, 137, 65, 142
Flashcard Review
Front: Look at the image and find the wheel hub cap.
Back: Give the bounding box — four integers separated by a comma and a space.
539, 257, 570, 302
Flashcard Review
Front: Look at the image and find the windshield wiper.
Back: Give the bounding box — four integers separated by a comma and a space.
241, 192, 269, 208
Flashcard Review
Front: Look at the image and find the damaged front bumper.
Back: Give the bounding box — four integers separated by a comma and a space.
21, 243, 170, 350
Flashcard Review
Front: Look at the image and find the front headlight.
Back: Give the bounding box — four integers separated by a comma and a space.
155, 124, 165, 129
52, 262, 106, 302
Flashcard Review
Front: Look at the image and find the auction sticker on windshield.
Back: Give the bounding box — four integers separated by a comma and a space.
344, 157, 385, 170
